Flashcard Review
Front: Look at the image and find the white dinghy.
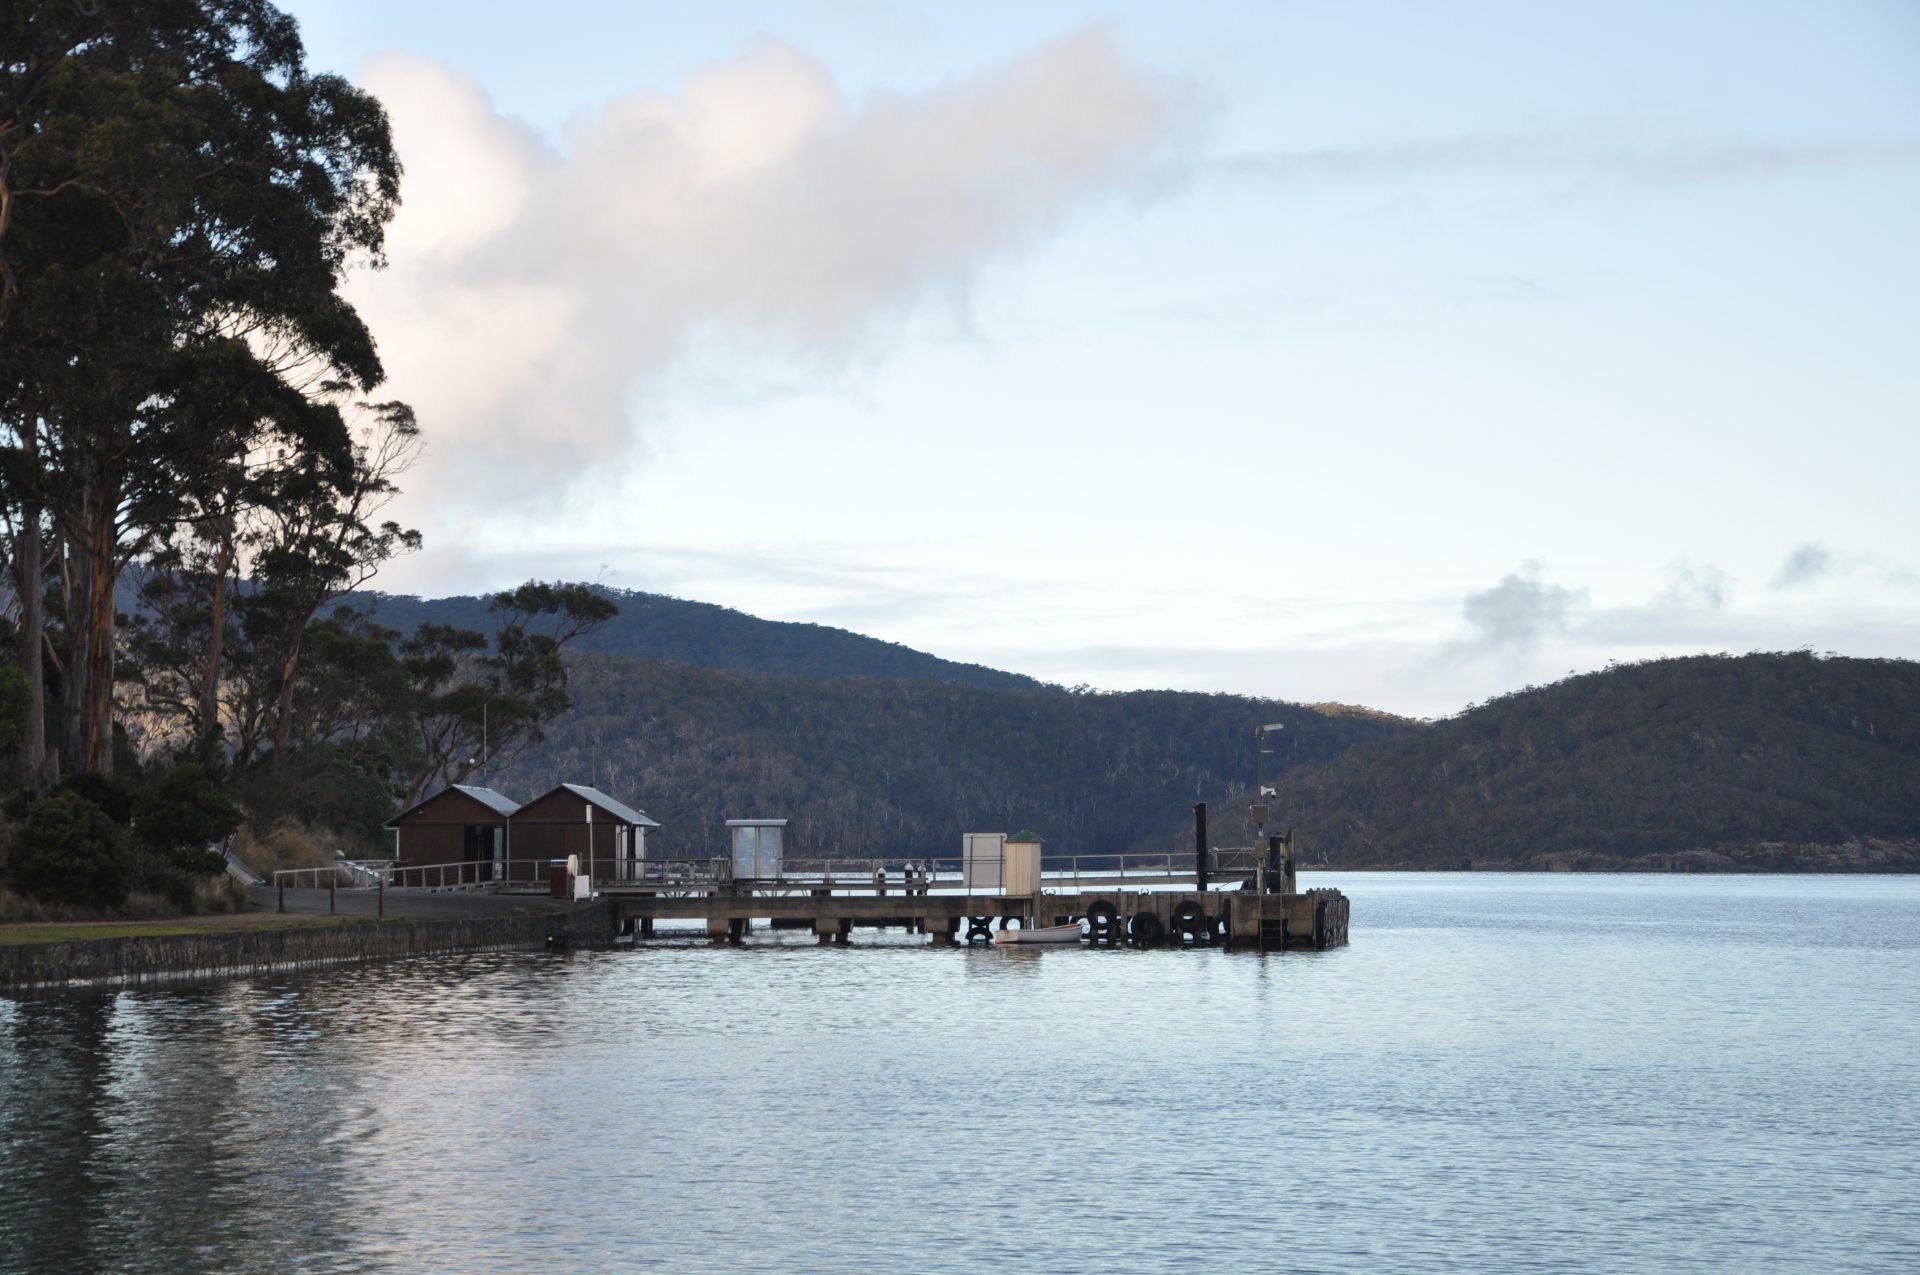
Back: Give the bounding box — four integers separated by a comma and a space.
992, 922, 1085, 945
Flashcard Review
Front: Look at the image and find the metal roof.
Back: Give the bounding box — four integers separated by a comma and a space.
725, 818, 788, 827
384, 783, 519, 827
559, 783, 661, 828
1008, 828, 1045, 843
452, 784, 521, 817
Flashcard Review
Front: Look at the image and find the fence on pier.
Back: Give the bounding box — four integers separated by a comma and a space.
273, 848, 1268, 896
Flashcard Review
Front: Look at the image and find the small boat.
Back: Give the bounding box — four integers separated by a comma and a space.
993, 922, 1085, 945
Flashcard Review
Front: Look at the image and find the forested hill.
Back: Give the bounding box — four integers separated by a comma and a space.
362, 587, 1041, 690
485, 654, 1413, 860
1276, 653, 1920, 871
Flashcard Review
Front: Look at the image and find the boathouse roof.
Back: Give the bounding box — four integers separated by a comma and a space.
384, 784, 520, 827
518, 783, 661, 828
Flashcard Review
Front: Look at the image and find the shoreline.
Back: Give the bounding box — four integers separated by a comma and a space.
0, 901, 616, 997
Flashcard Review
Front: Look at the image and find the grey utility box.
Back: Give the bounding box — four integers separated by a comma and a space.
962, 832, 1007, 892
727, 819, 787, 880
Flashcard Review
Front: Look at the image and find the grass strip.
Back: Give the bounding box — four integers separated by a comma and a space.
0, 914, 389, 946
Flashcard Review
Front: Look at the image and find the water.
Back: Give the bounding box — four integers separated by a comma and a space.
3, 873, 1918, 1273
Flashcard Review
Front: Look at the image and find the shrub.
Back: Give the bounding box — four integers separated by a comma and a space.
9, 789, 131, 909
233, 745, 396, 845
130, 764, 243, 909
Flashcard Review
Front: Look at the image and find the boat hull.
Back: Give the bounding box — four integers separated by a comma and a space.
993, 923, 1084, 945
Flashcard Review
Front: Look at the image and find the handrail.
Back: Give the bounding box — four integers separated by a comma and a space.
277, 848, 1266, 893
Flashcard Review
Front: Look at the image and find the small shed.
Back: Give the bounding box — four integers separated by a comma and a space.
384, 784, 519, 880
511, 783, 659, 884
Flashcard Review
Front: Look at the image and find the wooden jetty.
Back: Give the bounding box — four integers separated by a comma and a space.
604, 879, 1350, 951
291, 801, 1354, 953
591, 814, 1349, 951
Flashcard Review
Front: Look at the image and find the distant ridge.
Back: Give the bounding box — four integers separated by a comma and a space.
361, 586, 1042, 691
489, 653, 1412, 860
1277, 652, 1920, 872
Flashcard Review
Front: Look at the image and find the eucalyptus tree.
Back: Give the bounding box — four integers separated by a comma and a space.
399, 584, 620, 804
0, 0, 401, 784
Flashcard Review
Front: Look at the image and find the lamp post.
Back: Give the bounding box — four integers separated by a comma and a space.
1253, 722, 1285, 839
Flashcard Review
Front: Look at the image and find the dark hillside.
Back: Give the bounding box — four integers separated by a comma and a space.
483, 654, 1412, 859
361, 587, 1042, 690
1276, 653, 1920, 871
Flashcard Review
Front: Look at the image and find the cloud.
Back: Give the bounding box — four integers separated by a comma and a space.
1656, 561, 1730, 611
1773, 543, 1834, 589
347, 32, 1170, 509
1210, 134, 1920, 186
1458, 564, 1588, 653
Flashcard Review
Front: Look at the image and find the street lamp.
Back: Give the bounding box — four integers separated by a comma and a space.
1253, 722, 1285, 833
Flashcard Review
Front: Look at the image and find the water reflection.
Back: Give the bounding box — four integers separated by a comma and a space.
3, 875, 1918, 1274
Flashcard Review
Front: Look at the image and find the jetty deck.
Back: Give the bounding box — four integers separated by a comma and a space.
275, 847, 1352, 951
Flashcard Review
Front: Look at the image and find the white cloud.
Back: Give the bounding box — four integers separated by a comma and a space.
1773, 543, 1834, 589
1212, 134, 1920, 185
1655, 560, 1731, 611
1457, 563, 1588, 653
347, 31, 1170, 511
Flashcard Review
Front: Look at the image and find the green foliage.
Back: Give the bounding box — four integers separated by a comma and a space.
128, 762, 242, 906
133, 763, 241, 861
1276, 653, 1920, 866
0, 662, 26, 779
2, 0, 406, 779
8, 790, 131, 909
57, 772, 135, 826
234, 744, 395, 846
395, 582, 619, 802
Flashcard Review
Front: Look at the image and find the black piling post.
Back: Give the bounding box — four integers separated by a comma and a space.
277, 880, 285, 914
378, 872, 386, 918
1194, 802, 1209, 893
329, 876, 336, 914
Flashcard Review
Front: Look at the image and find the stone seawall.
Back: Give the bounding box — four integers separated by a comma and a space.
1, 903, 617, 995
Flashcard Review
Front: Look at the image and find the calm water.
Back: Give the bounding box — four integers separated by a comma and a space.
3, 873, 1918, 1274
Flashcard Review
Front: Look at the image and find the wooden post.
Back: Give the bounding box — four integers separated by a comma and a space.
378, 872, 386, 918
1194, 803, 1209, 893
277, 880, 285, 914
329, 876, 336, 914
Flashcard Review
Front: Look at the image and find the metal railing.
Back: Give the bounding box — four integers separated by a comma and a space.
271, 864, 369, 891
273, 848, 1269, 895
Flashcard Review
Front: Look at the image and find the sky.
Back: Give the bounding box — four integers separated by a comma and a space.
284, 0, 1920, 717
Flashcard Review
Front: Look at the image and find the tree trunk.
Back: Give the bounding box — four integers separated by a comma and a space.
12, 441, 53, 789
59, 475, 118, 777
59, 520, 89, 778
80, 503, 117, 775
197, 528, 233, 763
269, 626, 304, 757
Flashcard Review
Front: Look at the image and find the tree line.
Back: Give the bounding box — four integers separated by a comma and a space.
0, 3, 607, 911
